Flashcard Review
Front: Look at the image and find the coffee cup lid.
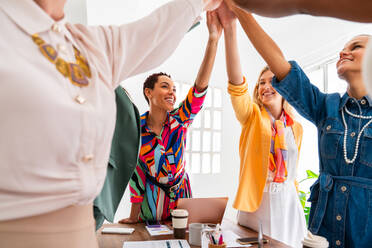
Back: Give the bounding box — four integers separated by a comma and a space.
171, 209, 188, 217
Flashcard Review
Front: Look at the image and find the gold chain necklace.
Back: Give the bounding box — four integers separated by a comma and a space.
31, 34, 91, 87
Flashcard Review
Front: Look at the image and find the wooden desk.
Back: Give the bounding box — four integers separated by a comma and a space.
97, 219, 290, 248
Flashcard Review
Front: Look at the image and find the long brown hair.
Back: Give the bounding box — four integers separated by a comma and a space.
253, 66, 295, 118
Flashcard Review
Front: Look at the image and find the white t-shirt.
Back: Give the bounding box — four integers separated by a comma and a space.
363, 39, 372, 98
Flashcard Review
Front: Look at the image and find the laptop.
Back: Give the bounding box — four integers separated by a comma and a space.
176, 197, 228, 224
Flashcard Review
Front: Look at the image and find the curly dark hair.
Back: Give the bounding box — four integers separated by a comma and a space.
143, 72, 171, 104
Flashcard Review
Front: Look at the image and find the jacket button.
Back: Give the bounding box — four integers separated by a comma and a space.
336, 240, 341, 246
350, 132, 356, 137
336, 215, 342, 221
341, 186, 347, 192
361, 99, 366, 105
326, 125, 331, 131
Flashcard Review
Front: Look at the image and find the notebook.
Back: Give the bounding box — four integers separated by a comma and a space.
145, 225, 173, 236
176, 197, 228, 224
123, 240, 190, 248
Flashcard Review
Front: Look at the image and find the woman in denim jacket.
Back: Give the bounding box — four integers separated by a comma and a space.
225, 1, 372, 247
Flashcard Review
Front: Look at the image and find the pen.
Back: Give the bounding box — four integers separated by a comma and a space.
207, 233, 214, 244
207, 233, 211, 243
258, 221, 263, 248
211, 234, 217, 244
166, 240, 171, 248
178, 240, 184, 248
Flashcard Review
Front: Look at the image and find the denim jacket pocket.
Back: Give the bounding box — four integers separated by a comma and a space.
320, 119, 343, 160
360, 127, 372, 168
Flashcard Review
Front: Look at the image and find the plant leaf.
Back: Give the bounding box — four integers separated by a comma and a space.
299, 191, 307, 209
306, 170, 319, 179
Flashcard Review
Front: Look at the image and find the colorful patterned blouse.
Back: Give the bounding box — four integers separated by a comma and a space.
129, 86, 207, 221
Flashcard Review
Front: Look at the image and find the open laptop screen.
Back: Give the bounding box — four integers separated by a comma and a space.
176, 197, 228, 224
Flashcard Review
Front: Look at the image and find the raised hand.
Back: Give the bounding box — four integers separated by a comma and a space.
216, 1, 237, 29
203, 0, 223, 11
206, 11, 223, 41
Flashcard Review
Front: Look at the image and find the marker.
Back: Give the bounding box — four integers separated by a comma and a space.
218, 234, 223, 245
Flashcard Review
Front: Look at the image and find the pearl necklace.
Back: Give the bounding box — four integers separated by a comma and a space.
341, 105, 372, 164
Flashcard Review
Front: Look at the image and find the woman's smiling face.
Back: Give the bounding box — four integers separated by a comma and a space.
147, 75, 177, 112
258, 70, 283, 108
337, 35, 370, 80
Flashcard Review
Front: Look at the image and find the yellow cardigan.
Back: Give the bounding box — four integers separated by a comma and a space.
228, 80, 303, 212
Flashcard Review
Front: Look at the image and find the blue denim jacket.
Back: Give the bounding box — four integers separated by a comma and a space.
272, 61, 372, 248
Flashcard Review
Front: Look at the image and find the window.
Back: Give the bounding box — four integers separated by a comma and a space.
173, 81, 223, 175
305, 58, 347, 94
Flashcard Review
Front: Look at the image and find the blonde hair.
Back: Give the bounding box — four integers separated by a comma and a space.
253, 66, 295, 118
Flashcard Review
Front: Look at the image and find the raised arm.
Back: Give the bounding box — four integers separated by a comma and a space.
225, 1, 329, 125
172, 10, 222, 125
217, 2, 254, 124
194, 11, 223, 92
68, 0, 224, 89
218, 2, 243, 85
231, 0, 372, 23
225, 1, 291, 80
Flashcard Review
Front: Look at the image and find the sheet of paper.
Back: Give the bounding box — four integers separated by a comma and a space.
201, 230, 252, 248
123, 239, 190, 248
145, 225, 173, 236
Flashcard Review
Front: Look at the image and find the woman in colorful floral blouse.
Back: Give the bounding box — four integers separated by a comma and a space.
119, 10, 222, 223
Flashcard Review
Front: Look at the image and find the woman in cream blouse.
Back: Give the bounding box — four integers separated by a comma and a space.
0, 0, 222, 247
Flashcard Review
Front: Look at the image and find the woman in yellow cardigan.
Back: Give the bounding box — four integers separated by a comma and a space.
217, 3, 306, 247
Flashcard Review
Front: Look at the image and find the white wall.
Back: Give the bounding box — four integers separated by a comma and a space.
65, 0, 372, 222
65, 0, 87, 24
